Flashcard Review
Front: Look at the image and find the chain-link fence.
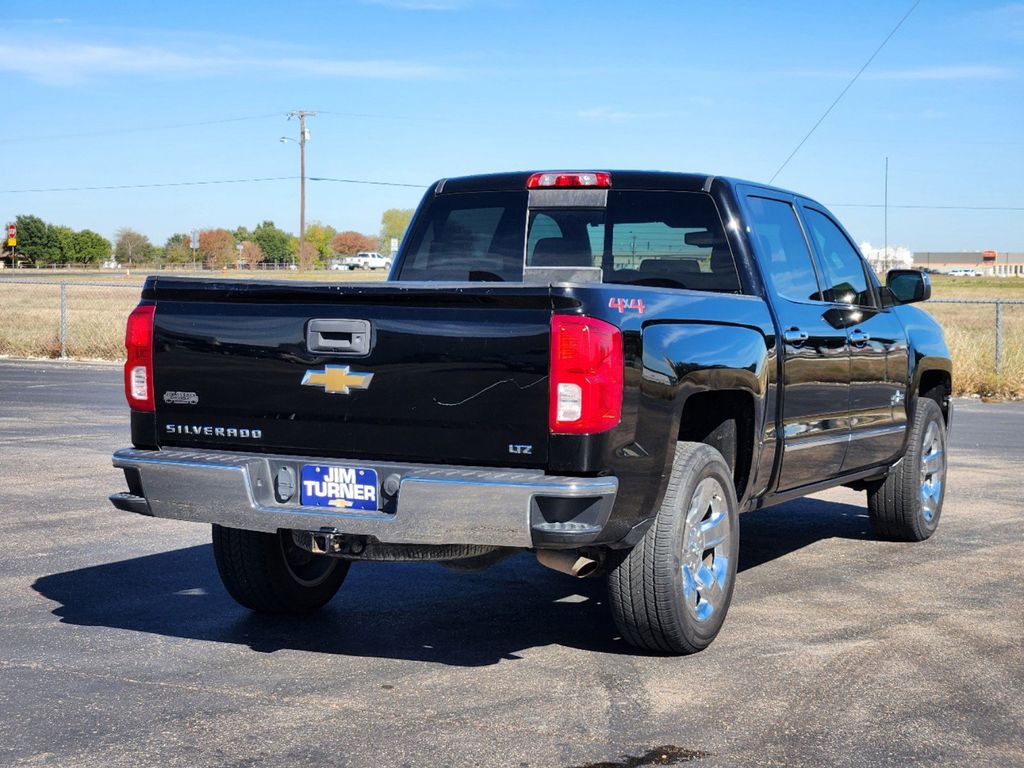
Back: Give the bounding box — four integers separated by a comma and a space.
0, 279, 142, 360
926, 299, 1024, 398
0, 279, 1021, 396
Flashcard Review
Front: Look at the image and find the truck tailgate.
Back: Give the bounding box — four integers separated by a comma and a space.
148, 279, 561, 467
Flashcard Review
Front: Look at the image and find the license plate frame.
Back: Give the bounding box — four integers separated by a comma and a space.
299, 464, 380, 511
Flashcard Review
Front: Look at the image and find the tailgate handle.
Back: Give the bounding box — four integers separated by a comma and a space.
306, 319, 372, 356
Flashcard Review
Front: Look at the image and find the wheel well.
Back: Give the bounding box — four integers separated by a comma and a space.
918, 369, 951, 424
678, 390, 754, 499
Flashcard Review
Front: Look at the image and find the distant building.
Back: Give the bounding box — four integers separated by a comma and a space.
913, 251, 1024, 276
860, 243, 913, 272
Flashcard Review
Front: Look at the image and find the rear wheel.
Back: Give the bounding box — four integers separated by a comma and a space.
212, 525, 349, 613
867, 397, 947, 541
607, 442, 739, 654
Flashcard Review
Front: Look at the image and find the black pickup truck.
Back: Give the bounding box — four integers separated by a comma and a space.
110, 170, 952, 654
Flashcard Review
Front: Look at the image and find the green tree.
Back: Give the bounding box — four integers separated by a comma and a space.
15, 214, 59, 264
163, 233, 194, 265
73, 230, 112, 265
232, 225, 253, 243
114, 227, 153, 266
303, 221, 337, 266
251, 220, 292, 264
50, 224, 77, 263
380, 208, 413, 254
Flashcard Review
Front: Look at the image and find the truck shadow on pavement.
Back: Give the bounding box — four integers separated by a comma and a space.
32, 497, 872, 666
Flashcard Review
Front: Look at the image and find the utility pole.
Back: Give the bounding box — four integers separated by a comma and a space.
284, 110, 317, 265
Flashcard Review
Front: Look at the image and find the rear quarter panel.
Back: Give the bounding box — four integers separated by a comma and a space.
549, 285, 775, 545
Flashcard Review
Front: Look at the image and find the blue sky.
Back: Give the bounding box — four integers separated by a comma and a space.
1, 0, 1022, 251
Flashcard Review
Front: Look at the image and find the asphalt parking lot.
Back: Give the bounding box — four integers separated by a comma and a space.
1, 359, 1022, 768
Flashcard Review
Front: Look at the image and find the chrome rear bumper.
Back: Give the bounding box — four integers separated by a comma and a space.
110, 447, 617, 548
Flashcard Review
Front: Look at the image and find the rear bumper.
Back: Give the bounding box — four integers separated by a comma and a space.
110, 447, 617, 549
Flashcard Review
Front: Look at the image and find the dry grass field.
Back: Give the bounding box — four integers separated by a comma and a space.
926, 277, 1024, 399
0, 282, 141, 359
1, 271, 1021, 397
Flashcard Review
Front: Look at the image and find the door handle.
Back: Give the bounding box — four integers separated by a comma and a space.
782, 328, 809, 345
849, 329, 871, 346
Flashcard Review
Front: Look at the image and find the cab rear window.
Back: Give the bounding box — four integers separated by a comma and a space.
396, 189, 741, 293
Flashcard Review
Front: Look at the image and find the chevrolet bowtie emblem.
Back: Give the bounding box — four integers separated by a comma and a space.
301, 365, 374, 395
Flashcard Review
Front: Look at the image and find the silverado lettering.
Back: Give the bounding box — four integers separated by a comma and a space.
164, 425, 262, 439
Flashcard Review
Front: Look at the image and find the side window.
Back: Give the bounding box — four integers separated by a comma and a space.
745, 196, 822, 303
802, 208, 873, 306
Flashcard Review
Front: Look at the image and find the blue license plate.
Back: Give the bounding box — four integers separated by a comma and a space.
300, 465, 379, 510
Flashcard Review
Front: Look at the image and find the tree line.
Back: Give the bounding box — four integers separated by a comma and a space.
4, 209, 414, 269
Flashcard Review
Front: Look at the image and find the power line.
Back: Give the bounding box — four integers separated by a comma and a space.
316, 109, 487, 126
0, 113, 285, 145
0, 108, 488, 146
0, 176, 297, 194
0, 175, 429, 194
310, 176, 428, 189
769, 0, 922, 183
829, 203, 1024, 211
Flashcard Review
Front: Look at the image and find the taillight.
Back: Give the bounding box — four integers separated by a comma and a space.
124, 304, 155, 412
549, 315, 623, 434
527, 172, 611, 189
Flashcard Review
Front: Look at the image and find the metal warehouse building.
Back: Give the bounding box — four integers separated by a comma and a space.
914, 251, 1024, 276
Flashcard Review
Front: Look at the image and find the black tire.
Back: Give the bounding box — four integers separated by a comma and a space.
607, 442, 740, 654
212, 525, 349, 613
867, 397, 947, 542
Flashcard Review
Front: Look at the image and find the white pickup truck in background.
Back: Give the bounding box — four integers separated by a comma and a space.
331, 252, 393, 271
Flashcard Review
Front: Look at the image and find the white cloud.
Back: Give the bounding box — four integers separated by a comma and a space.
362, 0, 517, 10
363, 0, 471, 8
274, 57, 445, 78
864, 65, 1016, 81
576, 106, 641, 123
0, 42, 450, 85
8, 17, 72, 24
782, 64, 1015, 82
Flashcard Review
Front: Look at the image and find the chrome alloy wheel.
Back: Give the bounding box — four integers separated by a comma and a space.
681, 477, 732, 623
919, 421, 945, 523
279, 531, 337, 587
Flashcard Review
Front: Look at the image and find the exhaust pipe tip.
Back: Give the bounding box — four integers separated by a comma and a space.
573, 558, 598, 578
536, 549, 599, 578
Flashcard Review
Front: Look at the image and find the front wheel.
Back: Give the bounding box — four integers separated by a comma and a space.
212, 525, 349, 613
867, 397, 947, 542
607, 442, 740, 654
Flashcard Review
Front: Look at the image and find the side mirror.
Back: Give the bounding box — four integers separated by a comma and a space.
885, 269, 931, 305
